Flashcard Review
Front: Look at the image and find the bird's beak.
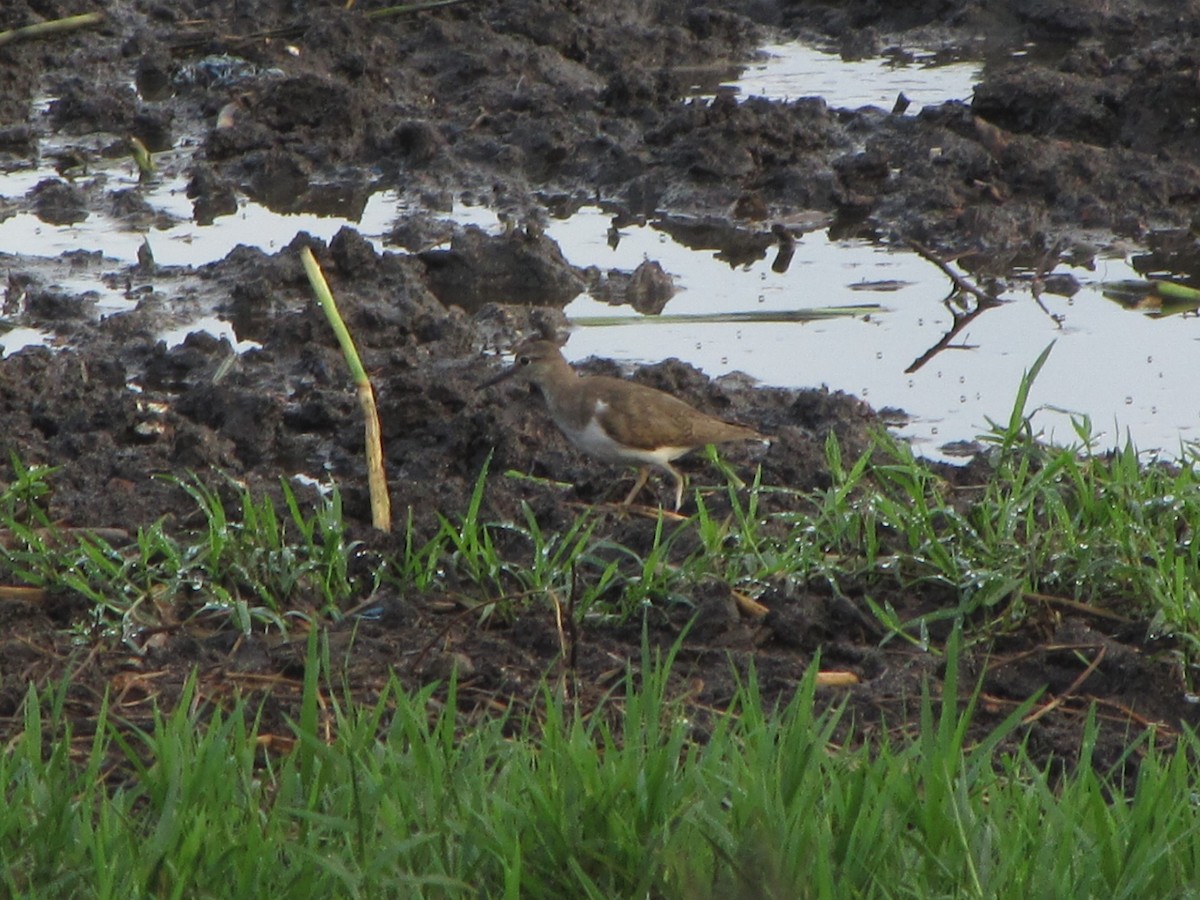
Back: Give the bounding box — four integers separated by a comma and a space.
477, 362, 519, 390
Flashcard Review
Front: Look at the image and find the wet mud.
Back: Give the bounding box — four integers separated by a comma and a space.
2, 0, 1199, 771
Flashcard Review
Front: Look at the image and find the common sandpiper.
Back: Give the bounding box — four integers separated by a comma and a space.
480, 338, 767, 510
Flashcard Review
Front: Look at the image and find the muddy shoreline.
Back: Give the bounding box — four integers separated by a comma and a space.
2, 0, 1199, 769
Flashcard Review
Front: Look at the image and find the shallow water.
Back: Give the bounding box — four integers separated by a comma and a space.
547, 210, 1200, 460
2, 40, 1197, 459
710, 40, 983, 112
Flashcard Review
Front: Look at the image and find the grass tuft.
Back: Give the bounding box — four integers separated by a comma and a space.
0, 640, 1197, 895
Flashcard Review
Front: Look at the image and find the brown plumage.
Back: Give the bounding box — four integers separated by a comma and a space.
479, 338, 767, 510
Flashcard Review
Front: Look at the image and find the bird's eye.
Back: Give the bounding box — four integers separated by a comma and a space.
517, 355, 530, 366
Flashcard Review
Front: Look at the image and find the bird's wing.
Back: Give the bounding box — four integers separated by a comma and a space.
590, 378, 758, 450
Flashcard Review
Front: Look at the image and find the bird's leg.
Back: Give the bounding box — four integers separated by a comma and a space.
622, 466, 651, 505
668, 464, 686, 511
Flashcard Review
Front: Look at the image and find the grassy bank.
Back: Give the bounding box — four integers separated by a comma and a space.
2, 638, 1198, 898
2, 360, 1200, 895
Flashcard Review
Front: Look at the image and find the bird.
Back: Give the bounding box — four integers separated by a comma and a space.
479, 337, 767, 510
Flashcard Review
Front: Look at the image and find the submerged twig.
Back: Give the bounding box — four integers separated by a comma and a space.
571, 305, 879, 328
904, 238, 1005, 374
906, 239, 998, 305
1030, 239, 1066, 328
904, 294, 995, 374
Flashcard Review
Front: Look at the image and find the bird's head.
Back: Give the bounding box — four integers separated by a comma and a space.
477, 337, 572, 391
